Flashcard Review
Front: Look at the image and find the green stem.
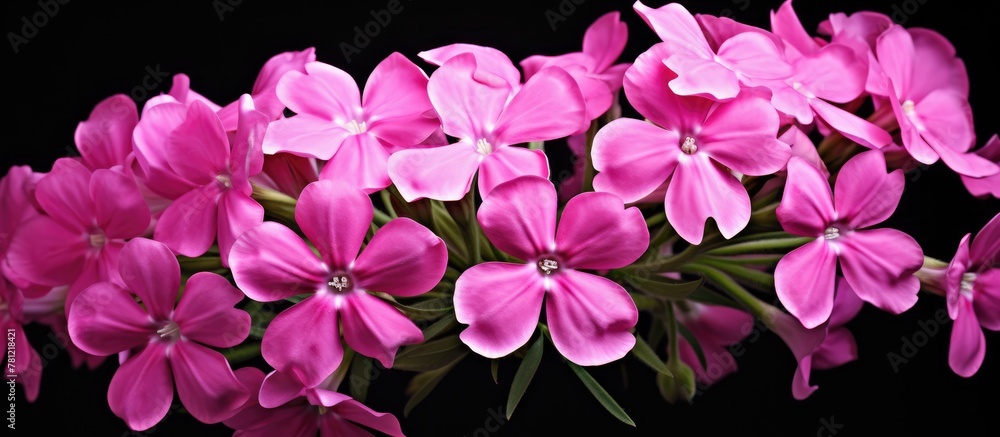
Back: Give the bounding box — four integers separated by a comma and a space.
696, 257, 775, 290
681, 263, 768, 319
665, 301, 679, 365
645, 212, 666, 228
379, 189, 398, 218
704, 235, 814, 256
373, 208, 393, 227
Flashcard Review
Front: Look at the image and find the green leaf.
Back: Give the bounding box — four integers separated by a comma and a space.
630, 335, 672, 376
421, 313, 457, 341
528, 141, 544, 150
348, 354, 374, 403
506, 335, 543, 419
393, 335, 468, 372
628, 292, 661, 312
223, 343, 261, 364
626, 274, 704, 299
676, 323, 707, 370
404, 352, 466, 417
388, 296, 454, 321
566, 361, 635, 427
646, 317, 665, 351
687, 288, 742, 310
491, 359, 499, 384
430, 200, 469, 265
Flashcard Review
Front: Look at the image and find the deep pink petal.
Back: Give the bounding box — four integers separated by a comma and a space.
477, 146, 550, 198
277, 62, 361, 122
556, 192, 648, 270
352, 218, 447, 297
387, 142, 482, 202
810, 99, 892, 149
769, 0, 819, 56
664, 53, 741, 100
132, 101, 201, 199
971, 212, 1000, 266
362, 52, 438, 148
230, 94, 269, 193
591, 118, 680, 203
340, 291, 423, 368
6, 216, 88, 286
419, 43, 522, 88
812, 327, 857, 370
909, 28, 968, 100
167, 73, 222, 110
973, 270, 1000, 331
261, 295, 342, 388
948, 299, 986, 377
834, 150, 904, 229
477, 175, 556, 261
794, 44, 865, 103
170, 340, 249, 423
153, 182, 223, 258
256, 152, 319, 198
173, 272, 250, 348
767, 310, 826, 400
0, 165, 41, 256
318, 133, 392, 193
454, 262, 544, 358
222, 367, 294, 432
830, 278, 865, 328
296, 180, 372, 270
875, 25, 914, 100
67, 282, 156, 356
891, 96, 939, 165
546, 270, 637, 366
932, 137, 999, 179
230, 222, 329, 301
258, 370, 306, 409
573, 73, 615, 120
119, 238, 181, 321
583, 12, 628, 72
623, 43, 713, 130
90, 169, 151, 239
217, 190, 265, 267
838, 228, 922, 315
916, 89, 976, 153
262, 114, 352, 160
329, 398, 405, 437
108, 343, 173, 431
775, 240, 837, 329
166, 100, 230, 184
716, 32, 792, 79
74, 94, 138, 170
34, 158, 94, 231
776, 157, 835, 237
945, 235, 972, 319
632, 2, 711, 57
426, 52, 511, 141
493, 66, 587, 146
219, 47, 315, 126
666, 154, 751, 244
697, 94, 790, 176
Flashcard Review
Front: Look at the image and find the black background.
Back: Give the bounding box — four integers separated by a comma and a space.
3, 0, 999, 435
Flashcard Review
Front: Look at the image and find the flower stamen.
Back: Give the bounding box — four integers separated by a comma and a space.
681, 137, 697, 155
824, 227, 841, 240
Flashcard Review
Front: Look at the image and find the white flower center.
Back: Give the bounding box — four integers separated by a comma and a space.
476, 138, 494, 155
90, 233, 107, 248
344, 120, 367, 135
216, 174, 233, 188
901, 100, 916, 116
157, 321, 181, 341
960, 272, 977, 299
537, 258, 559, 275
824, 226, 841, 240
681, 137, 698, 155
328, 275, 352, 293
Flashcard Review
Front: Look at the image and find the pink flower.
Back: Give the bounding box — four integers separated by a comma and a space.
454, 176, 647, 365
675, 303, 753, 387
230, 180, 447, 388
761, 304, 828, 400
813, 279, 865, 371
0, 165, 48, 298
263, 53, 438, 192
7, 159, 150, 308
633, 1, 791, 101
216, 48, 316, 129
521, 11, 630, 120
419, 43, 523, 89
944, 212, 1000, 377
961, 135, 1000, 199
592, 43, 790, 244
132, 94, 268, 264
388, 52, 586, 201
67, 238, 251, 431
1, 277, 42, 402
252, 152, 320, 198
775, 150, 923, 328
224, 368, 404, 437
74, 94, 139, 170
874, 25, 998, 178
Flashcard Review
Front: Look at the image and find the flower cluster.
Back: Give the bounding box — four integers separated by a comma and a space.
2, 1, 997, 434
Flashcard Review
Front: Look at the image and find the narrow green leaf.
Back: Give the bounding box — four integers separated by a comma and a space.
393, 335, 467, 372
566, 361, 635, 427
646, 317, 665, 351
348, 354, 374, 403
430, 200, 469, 265
630, 335, 672, 376
506, 335, 544, 419
626, 274, 704, 299
223, 343, 261, 364
687, 288, 742, 310
404, 352, 466, 417
421, 313, 457, 341
491, 359, 500, 384
387, 295, 454, 321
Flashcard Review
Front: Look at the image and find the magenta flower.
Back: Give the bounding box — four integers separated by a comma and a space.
633, 1, 791, 101
419, 43, 524, 89
675, 303, 753, 387
224, 368, 404, 437
74, 94, 139, 170
7, 159, 150, 308
216, 47, 316, 129
521, 11, 630, 120
67, 238, 250, 430
961, 135, 1000, 199
592, 43, 791, 244
761, 304, 828, 400
813, 278, 865, 371
230, 180, 447, 388
944, 212, 1000, 377
454, 176, 647, 365
775, 151, 923, 329
252, 152, 320, 198
262, 53, 438, 192
388, 52, 587, 201
0, 165, 46, 298
874, 25, 998, 178
132, 95, 268, 264
1, 278, 42, 402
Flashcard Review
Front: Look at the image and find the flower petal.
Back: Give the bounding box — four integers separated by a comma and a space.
230, 222, 328, 302
230, 94, 269, 193
108, 343, 173, 431
971, 211, 1000, 267
352, 218, 447, 297
477, 175, 556, 261
165, 100, 230, 184
340, 292, 423, 368
362, 52, 439, 148
493, 66, 587, 146
91, 169, 151, 239
329, 398, 405, 437
153, 182, 224, 258
583, 12, 628, 73
74, 94, 138, 170
556, 192, 648, 270
623, 43, 713, 130
217, 190, 265, 267
665, 53, 741, 101
697, 93, 790, 176
277, 62, 361, 123
419, 43, 522, 89
546, 270, 637, 366
262, 114, 352, 160
592, 118, 680, 204
173, 272, 250, 348
973, 270, 1000, 331
776, 157, 835, 237
632, 2, 711, 57
948, 299, 986, 378
318, 133, 392, 193
666, 154, 751, 244
68, 282, 156, 356
296, 180, 372, 270
6, 216, 87, 287
811, 99, 892, 149
427, 52, 511, 141
812, 327, 858, 370
454, 262, 544, 358
775, 240, 837, 329
834, 150, 904, 229
119, 238, 181, 321
258, 370, 306, 408
838, 228, 922, 315
170, 340, 249, 423
261, 295, 342, 388
387, 142, 482, 202
477, 146, 550, 198
34, 158, 94, 231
